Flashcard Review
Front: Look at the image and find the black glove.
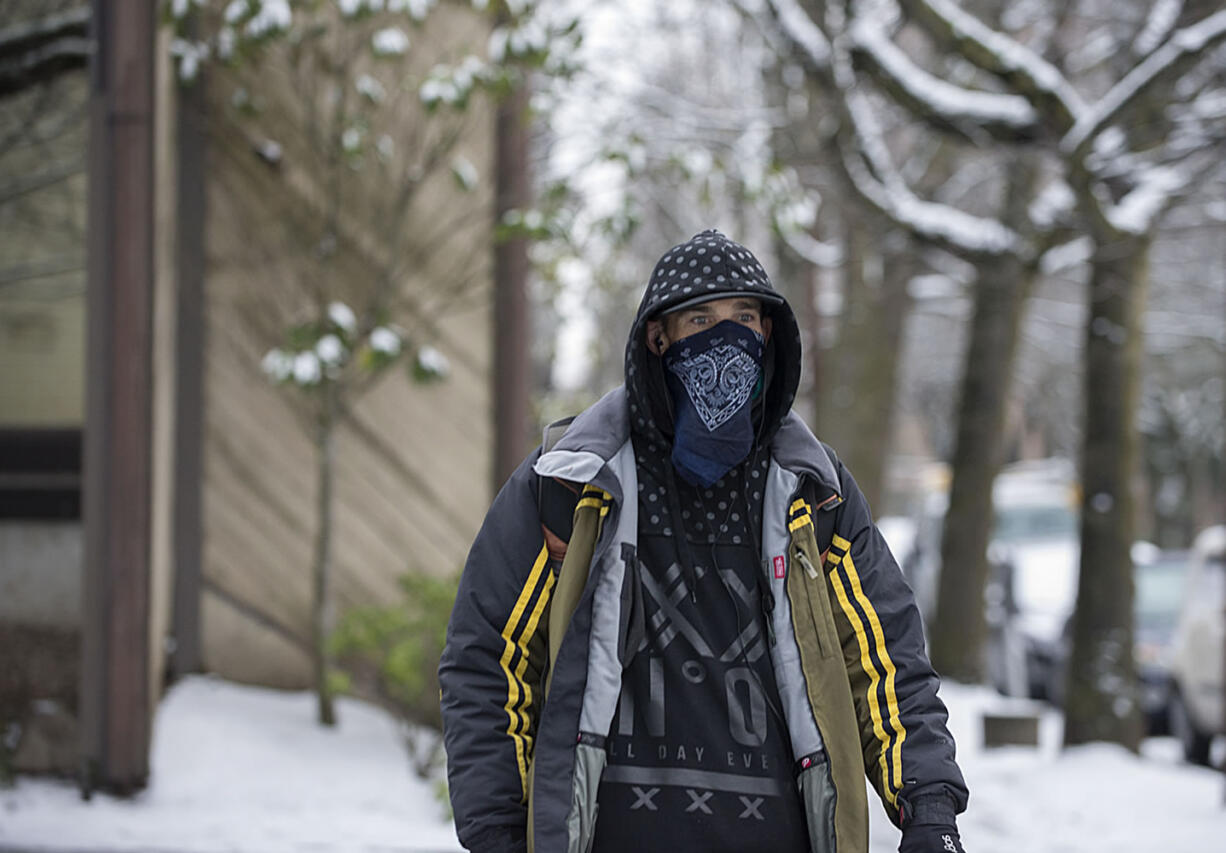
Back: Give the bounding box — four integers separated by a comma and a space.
464, 823, 526, 853
899, 823, 965, 853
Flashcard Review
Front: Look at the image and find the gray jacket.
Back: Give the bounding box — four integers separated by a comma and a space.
439, 391, 967, 853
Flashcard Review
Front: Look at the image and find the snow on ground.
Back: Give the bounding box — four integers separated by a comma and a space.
869, 682, 1226, 853
2, 676, 1225, 852
0, 676, 461, 853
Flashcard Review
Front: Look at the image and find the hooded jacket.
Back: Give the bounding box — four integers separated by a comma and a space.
440, 231, 968, 853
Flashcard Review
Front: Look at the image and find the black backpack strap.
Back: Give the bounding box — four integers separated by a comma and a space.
538, 416, 581, 554
809, 441, 844, 560
542, 416, 576, 455
811, 492, 843, 561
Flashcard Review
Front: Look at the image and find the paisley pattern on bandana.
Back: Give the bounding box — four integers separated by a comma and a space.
666, 342, 759, 432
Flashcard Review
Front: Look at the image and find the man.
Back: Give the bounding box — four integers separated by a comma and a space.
440, 230, 968, 853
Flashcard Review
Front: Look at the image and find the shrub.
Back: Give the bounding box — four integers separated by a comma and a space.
330, 571, 457, 777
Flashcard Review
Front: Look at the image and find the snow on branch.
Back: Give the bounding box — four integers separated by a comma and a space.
1103, 165, 1187, 236
764, 0, 832, 72
841, 88, 1022, 259
777, 226, 843, 268
1039, 235, 1092, 275
1028, 178, 1075, 232
1062, 10, 1226, 162
1132, 0, 1183, 58
841, 140, 1021, 258
849, 16, 1041, 142
897, 0, 1084, 132
762, 0, 1028, 259
843, 86, 902, 189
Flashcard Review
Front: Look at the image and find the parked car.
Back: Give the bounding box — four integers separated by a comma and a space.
1046, 543, 1191, 733
983, 460, 1081, 699
895, 458, 1081, 699
1133, 545, 1191, 732
1168, 525, 1226, 765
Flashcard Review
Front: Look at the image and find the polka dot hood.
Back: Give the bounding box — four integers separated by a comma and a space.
624, 229, 803, 449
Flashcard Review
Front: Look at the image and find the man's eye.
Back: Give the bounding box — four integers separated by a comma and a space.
739, 313, 757, 323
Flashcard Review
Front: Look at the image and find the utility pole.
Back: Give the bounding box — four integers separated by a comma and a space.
80, 0, 157, 795
491, 17, 531, 492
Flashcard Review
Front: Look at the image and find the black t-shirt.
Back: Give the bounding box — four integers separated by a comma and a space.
590, 452, 810, 853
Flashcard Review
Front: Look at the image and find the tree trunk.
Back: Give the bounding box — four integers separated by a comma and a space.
929, 253, 1033, 682
771, 228, 821, 417
312, 385, 337, 727
816, 208, 870, 454
491, 61, 532, 491
842, 238, 913, 511
1062, 236, 1149, 750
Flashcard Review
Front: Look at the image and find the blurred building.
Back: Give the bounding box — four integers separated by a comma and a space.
0, 3, 494, 790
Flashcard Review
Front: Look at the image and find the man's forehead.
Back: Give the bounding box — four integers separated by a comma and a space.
669, 296, 763, 315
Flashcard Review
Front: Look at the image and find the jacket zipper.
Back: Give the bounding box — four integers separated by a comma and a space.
797, 549, 820, 579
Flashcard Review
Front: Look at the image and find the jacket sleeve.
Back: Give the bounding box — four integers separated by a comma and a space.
822, 457, 969, 827
439, 450, 556, 853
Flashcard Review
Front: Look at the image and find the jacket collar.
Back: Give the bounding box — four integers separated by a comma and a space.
770, 411, 842, 499
535, 389, 841, 502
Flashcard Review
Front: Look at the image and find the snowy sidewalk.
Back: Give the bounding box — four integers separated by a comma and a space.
0, 677, 461, 853
2, 676, 1225, 852
887, 684, 1226, 853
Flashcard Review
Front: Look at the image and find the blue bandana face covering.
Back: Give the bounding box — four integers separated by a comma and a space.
662, 320, 765, 487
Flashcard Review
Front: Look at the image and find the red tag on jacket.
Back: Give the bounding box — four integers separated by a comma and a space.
773, 555, 786, 579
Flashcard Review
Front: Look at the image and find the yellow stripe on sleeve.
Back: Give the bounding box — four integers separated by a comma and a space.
513, 568, 557, 735
841, 548, 908, 798
827, 562, 896, 806
498, 544, 550, 799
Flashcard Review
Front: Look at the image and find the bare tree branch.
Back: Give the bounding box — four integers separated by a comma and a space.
849, 15, 1043, 144
1062, 10, 1226, 161
896, 0, 1085, 133
838, 128, 1022, 259
761, 0, 832, 74
1132, 0, 1184, 60
763, 0, 1028, 260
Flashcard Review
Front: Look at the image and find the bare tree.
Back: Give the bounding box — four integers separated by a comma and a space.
757, 0, 1066, 686
758, 0, 1226, 747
